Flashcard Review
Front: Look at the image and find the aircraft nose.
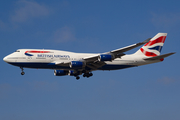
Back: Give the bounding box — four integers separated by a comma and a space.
3, 56, 8, 62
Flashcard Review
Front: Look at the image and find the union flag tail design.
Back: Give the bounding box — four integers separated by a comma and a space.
134, 33, 167, 57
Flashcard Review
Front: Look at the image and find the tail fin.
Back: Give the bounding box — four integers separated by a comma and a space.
134, 33, 167, 57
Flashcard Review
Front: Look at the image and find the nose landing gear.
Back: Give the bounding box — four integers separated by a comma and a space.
20, 67, 25, 75
76, 76, 80, 80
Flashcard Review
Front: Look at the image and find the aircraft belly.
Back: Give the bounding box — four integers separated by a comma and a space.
7, 61, 136, 71
97, 64, 136, 70
98, 60, 137, 70
7, 62, 70, 69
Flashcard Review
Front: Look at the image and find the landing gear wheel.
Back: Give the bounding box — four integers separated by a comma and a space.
21, 72, 25, 75
20, 67, 25, 75
76, 76, 80, 80
89, 73, 93, 76
83, 72, 93, 78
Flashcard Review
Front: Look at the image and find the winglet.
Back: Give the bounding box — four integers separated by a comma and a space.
141, 38, 152, 44
135, 38, 151, 46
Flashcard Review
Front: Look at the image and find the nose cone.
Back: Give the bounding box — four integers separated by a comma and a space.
3, 56, 8, 62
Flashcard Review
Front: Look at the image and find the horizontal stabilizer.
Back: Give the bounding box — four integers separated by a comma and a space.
144, 52, 175, 60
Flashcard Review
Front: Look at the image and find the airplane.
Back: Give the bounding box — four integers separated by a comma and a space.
3, 33, 175, 80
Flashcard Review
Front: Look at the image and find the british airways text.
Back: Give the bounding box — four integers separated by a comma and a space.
37, 54, 70, 58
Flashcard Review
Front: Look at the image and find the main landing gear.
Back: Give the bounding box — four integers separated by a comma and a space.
83, 72, 93, 78
74, 72, 93, 80
20, 67, 25, 75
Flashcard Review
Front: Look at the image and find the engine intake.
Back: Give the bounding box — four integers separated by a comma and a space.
70, 61, 85, 69
68, 70, 82, 76
54, 70, 68, 76
98, 54, 113, 61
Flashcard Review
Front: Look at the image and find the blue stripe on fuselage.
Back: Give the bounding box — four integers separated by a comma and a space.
25, 53, 33, 56
7, 62, 136, 70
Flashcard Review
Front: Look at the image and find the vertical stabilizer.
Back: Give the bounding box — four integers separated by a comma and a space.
134, 33, 167, 57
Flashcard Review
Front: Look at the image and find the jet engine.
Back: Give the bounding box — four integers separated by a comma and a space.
69, 61, 85, 69
68, 70, 82, 76
54, 70, 68, 76
98, 54, 114, 61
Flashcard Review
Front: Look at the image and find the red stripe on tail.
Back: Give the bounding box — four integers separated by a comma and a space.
144, 36, 166, 46
140, 48, 157, 57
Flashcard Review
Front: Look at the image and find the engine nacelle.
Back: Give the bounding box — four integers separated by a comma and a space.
69, 61, 85, 69
54, 70, 68, 76
68, 70, 82, 76
98, 54, 113, 61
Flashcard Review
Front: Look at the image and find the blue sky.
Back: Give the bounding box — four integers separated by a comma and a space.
0, 0, 180, 120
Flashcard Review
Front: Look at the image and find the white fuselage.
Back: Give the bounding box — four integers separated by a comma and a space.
3, 49, 161, 71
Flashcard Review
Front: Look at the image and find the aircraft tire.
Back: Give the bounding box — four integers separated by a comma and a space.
21, 72, 25, 75
76, 76, 80, 80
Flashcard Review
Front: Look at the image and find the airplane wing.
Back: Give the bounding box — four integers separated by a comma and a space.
103, 38, 151, 55
83, 38, 151, 62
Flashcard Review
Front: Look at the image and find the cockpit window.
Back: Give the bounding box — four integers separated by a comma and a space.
15, 50, 20, 52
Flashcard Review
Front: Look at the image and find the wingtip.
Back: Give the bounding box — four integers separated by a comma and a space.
142, 38, 151, 44
170, 52, 176, 55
